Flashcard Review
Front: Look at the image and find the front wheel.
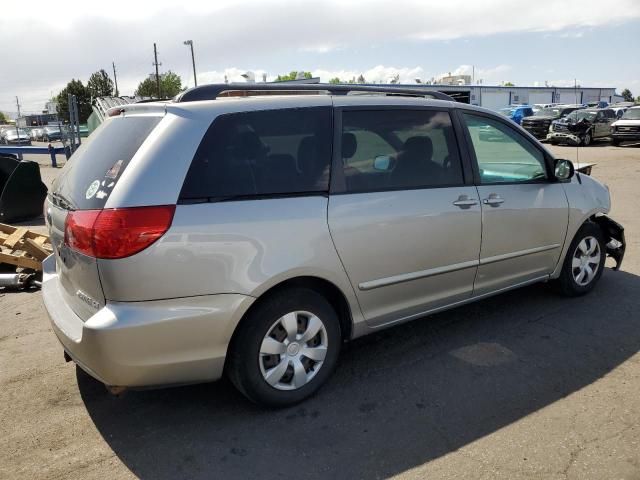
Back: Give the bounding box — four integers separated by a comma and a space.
582, 132, 592, 146
554, 222, 606, 296
227, 287, 341, 407
611, 138, 620, 146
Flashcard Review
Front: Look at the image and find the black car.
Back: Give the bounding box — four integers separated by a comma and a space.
521, 105, 582, 140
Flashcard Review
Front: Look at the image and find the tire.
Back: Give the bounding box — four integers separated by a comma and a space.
611, 138, 620, 146
227, 287, 341, 407
582, 131, 592, 146
554, 222, 606, 296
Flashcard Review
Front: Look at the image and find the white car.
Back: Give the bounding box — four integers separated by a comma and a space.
611, 106, 640, 146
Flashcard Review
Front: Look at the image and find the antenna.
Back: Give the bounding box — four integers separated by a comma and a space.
112, 62, 119, 97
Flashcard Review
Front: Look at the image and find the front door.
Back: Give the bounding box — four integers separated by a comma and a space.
328, 108, 481, 327
459, 111, 569, 296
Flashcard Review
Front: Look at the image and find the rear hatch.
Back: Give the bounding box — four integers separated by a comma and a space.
48, 114, 163, 320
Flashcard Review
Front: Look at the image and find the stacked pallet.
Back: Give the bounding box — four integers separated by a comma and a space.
0, 224, 52, 272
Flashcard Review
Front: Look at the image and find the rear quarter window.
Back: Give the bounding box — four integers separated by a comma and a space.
179, 107, 332, 201
52, 115, 162, 210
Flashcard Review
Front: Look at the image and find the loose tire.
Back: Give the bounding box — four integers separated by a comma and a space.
554, 222, 606, 296
227, 287, 341, 407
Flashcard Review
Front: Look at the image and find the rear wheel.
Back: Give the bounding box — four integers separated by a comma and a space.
554, 222, 606, 296
227, 287, 341, 407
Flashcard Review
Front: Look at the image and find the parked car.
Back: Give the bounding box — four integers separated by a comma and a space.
30, 127, 45, 141
611, 106, 640, 146
498, 105, 534, 125
532, 103, 561, 114
42, 125, 63, 142
42, 84, 626, 406
1, 127, 32, 145
586, 101, 609, 109
521, 104, 582, 140
611, 106, 629, 119
548, 108, 616, 146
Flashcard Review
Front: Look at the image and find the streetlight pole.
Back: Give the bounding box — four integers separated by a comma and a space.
183, 40, 197, 87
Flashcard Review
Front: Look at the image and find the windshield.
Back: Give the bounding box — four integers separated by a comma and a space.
499, 108, 515, 117
622, 109, 640, 120
6, 128, 28, 136
565, 111, 597, 122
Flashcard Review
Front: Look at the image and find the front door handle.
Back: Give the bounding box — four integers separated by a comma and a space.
483, 194, 505, 206
452, 195, 479, 209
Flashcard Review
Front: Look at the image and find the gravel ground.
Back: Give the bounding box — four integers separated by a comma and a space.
1, 141, 639, 480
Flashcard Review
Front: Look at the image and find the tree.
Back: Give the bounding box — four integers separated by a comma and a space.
56, 79, 92, 123
328, 77, 341, 84
621, 88, 634, 102
389, 74, 400, 84
504, 81, 515, 87
275, 71, 313, 82
0, 111, 8, 124
356, 74, 366, 84
134, 71, 183, 98
87, 69, 114, 98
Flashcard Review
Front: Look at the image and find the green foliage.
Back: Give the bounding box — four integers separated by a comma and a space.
0, 111, 8, 123
275, 71, 313, 82
503, 81, 515, 87
87, 69, 114, 98
621, 88, 634, 102
356, 74, 366, 84
56, 79, 92, 123
134, 71, 183, 98
328, 77, 341, 84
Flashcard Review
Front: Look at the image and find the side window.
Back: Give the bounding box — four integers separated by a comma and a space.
462, 113, 547, 184
180, 107, 332, 200
341, 110, 463, 193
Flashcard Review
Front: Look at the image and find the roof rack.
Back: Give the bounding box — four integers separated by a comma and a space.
175, 83, 456, 103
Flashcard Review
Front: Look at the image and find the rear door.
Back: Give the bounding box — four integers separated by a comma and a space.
48, 114, 162, 320
328, 107, 481, 327
458, 110, 569, 295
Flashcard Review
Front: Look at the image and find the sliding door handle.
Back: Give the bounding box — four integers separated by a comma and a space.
453, 195, 479, 209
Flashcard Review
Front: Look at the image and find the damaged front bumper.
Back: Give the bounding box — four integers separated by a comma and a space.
594, 215, 626, 270
547, 132, 582, 145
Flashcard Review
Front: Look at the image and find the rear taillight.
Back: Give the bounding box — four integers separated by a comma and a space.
64, 206, 175, 259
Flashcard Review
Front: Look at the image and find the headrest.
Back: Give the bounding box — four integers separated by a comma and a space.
342, 132, 357, 159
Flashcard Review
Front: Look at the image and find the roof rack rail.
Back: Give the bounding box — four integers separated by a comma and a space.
175, 83, 456, 103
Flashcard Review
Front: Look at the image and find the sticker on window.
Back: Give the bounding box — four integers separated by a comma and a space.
85, 180, 100, 199
105, 159, 124, 179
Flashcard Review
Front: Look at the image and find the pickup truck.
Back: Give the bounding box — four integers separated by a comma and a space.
611, 106, 640, 146
521, 104, 582, 140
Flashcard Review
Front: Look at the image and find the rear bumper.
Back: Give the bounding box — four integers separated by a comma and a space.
42, 255, 255, 388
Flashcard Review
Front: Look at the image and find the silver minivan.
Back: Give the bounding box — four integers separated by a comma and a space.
43, 84, 625, 406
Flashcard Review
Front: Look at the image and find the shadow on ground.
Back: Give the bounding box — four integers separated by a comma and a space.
79, 268, 640, 479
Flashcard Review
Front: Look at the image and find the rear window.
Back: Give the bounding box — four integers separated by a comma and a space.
52, 115, 161, 209
179, 107, 332, 201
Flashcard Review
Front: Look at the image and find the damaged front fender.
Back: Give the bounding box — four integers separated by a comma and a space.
594, 215, 626, 271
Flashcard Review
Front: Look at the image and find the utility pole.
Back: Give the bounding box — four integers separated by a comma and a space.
15, 97, 21, 136
112, 62, 119, 97
183, 40, 197, 87
153, 43, 162, 99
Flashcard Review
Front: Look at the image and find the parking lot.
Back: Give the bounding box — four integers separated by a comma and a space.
1, 142, 639, 479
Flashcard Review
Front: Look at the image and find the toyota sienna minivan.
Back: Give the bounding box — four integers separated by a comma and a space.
43, 84, 625, 406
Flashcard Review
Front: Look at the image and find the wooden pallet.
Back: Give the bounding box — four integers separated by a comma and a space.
0, 224, 53, 271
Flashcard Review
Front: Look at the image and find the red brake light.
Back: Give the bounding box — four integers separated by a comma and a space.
64, 206, 175, 259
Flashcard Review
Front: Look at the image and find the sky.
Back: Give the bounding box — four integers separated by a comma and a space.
0, 0, 639, 115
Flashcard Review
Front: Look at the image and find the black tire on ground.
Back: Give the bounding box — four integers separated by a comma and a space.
226, 287, 342, 407
553, 222, 606, 297
611, 138, 620, 146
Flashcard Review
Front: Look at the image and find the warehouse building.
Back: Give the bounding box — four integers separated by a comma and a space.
361, 83, 621, 110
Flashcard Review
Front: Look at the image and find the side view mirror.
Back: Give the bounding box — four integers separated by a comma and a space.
554, 158, 575, 181
373, 155, 392, 171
